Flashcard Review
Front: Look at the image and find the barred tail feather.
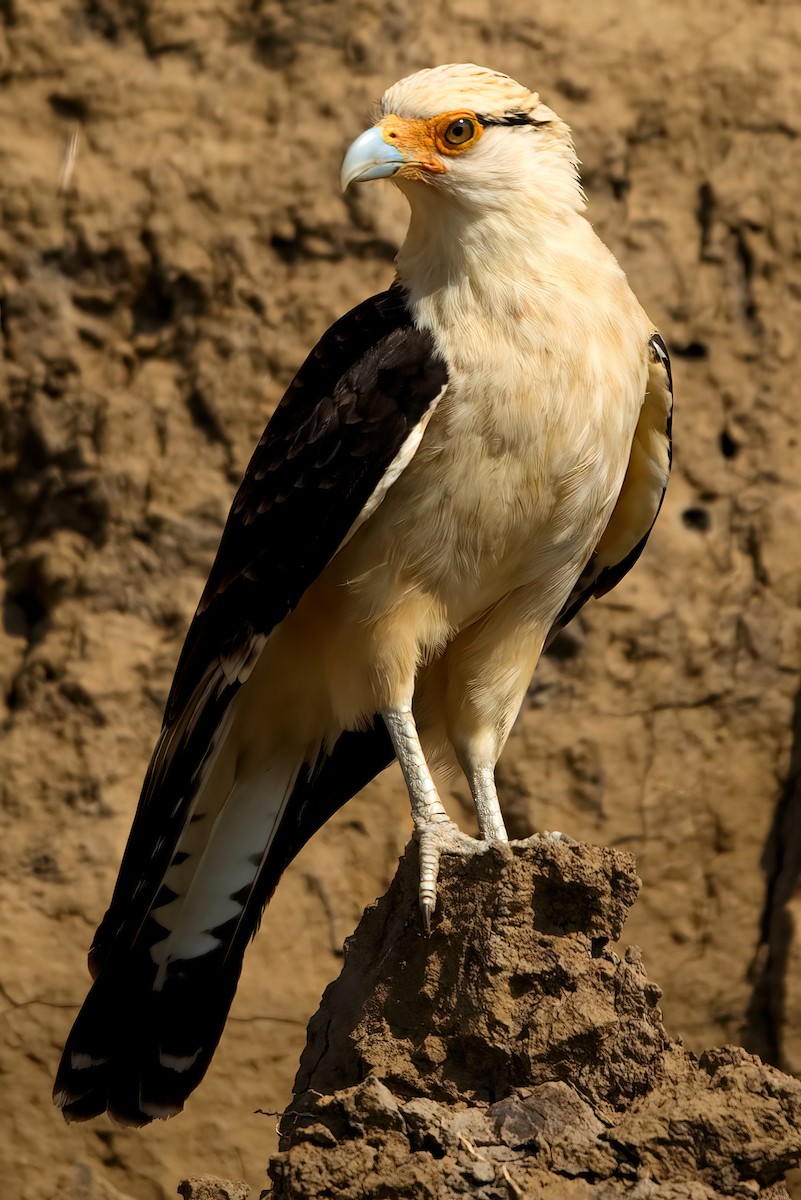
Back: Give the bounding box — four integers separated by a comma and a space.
54, 749, 304, 1125
53, 718, 394, 1125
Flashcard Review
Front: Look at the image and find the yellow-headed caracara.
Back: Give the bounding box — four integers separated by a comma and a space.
54, 64, 673, 1125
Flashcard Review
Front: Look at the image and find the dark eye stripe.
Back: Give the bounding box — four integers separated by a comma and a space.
476, 112, 550, 128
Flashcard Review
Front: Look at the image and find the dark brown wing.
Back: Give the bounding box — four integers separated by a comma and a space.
90, 282, 447, 974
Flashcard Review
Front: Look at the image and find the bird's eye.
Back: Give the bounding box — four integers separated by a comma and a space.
444, 118, 475, 146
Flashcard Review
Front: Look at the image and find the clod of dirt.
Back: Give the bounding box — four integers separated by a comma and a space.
268, 839, 801, 1198
177, 1178, 249, 1200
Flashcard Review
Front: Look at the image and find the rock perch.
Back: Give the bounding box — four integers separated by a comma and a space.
267, 838, 801, 1198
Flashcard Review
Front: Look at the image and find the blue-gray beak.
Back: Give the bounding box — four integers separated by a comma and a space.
340, 126, 407, 192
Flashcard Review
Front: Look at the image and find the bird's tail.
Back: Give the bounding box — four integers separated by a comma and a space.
53, 721, 393, 1125
54, 751, 303, 1124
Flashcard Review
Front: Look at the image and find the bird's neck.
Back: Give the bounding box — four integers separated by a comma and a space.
395, 187, 608, 343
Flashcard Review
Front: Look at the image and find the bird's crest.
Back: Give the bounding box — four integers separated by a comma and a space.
382, 63, 545, 125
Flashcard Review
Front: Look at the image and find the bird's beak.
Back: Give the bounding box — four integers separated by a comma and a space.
341, 125, 407, 192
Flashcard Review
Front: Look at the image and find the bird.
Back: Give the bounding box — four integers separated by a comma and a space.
53, 62, 673, 1126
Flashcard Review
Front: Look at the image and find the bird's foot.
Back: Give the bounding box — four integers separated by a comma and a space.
535, 829, 578, 846
415, 817, 486, 933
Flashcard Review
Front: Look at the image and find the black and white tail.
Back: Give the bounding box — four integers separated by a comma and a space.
53, 721, 393, 1125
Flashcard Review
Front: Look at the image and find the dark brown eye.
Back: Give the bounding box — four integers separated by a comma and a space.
444, 117, 475, 146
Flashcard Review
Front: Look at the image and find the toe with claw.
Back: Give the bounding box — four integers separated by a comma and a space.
415, 817, 485, 932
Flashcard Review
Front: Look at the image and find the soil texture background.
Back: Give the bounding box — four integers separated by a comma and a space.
1, 1, 801, 1197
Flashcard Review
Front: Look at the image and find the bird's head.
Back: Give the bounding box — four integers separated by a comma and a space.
341, 63, 583, 215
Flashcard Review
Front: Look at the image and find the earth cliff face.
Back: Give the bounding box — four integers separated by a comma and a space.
1, 2, 801, 1198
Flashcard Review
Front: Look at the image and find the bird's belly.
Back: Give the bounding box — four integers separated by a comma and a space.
294, 383, 630, 726
359, 394, 621, 613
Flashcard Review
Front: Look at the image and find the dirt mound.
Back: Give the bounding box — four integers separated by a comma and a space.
271, 840, 801, 1198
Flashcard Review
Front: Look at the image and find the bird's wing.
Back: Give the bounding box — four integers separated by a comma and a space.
547, 333, 673, 643
89, 282, 447, 975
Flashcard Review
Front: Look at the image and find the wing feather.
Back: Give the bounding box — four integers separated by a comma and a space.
89, 283, 447, 974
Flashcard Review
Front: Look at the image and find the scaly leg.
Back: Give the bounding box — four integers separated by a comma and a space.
441, 597, 552, 848
460, 753, 574, 846
463, 762, 509, 842
383, 704, 481, 931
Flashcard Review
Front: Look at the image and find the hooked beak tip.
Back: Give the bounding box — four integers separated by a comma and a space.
340, 125, 407, 192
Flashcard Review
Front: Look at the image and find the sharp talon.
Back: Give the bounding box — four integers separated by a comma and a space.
417, 827, 441, 930
415, 820, 487, 931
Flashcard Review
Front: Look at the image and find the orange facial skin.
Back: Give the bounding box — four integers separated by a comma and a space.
378, 111, 484, 179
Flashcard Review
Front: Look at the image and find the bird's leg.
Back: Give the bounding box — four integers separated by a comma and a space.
463, 762, 509, 843
463, 756, 575, 845
382, 704, 481, 930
